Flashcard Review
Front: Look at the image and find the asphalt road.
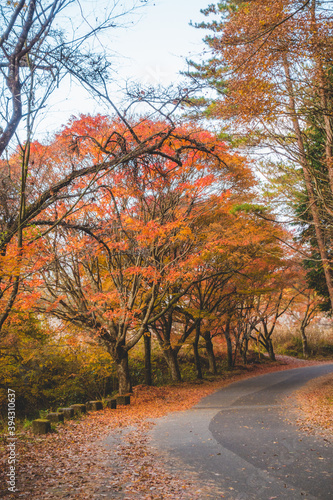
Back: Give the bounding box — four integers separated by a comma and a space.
150, 364, 333, 500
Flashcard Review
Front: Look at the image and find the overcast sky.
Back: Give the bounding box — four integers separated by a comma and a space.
112, 0, 210, 85
43, 0, 210, 132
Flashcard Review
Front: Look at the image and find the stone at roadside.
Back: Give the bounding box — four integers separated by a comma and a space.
58, 407, 75, 419
32, 419, 51, 435
86, 400, 103, 411
46, 412, 64, 423
116, 395, 130, 406
71, 404, 87, 415
105, 398, 117, 409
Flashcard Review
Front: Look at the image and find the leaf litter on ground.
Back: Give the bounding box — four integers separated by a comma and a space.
0, 356, 329, 499
293, 372, 333, 440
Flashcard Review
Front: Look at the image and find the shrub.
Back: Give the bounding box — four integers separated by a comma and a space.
0, 316, 116, 419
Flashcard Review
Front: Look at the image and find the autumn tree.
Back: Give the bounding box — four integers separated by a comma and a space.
182, 273, 233, 377
209, 226, 293, 364
24, 115, 254, 393
150, 264, 233, 381
0, 0, 156, 334
188, 0, 333, 311
245, 262, 299, 360
287, 270, 324, 357
147, 163, 279, 381
153, 202, 290, 376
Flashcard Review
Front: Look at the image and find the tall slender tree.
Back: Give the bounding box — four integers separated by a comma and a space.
188, 0, 333, 310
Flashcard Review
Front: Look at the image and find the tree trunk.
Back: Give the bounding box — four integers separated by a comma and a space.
283, 55, 333, 310
224, 319, 233, 369
240, 337, 248, 364
300, 325, 309, 358
233, 336, 240, 368
193, 322, 203, 380
152, 323, 182, 382
144, 332, 152, 385
104, 340, 132, 394
310, 0, 333, 197
164, 347, 182, 382
116, 353, 132, 394
111, 342, 132, 395
204, 333, 217, 374
267, 339, 276, 361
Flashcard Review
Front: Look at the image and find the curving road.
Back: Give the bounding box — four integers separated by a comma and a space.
150, 364, 333, 500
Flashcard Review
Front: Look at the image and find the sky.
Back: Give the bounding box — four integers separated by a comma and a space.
110, 0, 210, 85
43, 0, 211, 132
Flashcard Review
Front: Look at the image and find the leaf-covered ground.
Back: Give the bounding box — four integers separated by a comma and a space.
0, 357, 328, 499
294, 372, 333, 440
